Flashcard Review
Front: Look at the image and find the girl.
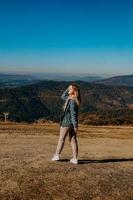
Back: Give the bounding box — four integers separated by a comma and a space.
51, 84, 81, 164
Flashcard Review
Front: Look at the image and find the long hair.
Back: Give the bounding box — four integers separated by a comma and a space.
70, 84, 81, 106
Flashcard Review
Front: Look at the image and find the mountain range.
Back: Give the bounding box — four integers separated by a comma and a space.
0, 73, 104, 88
94, 74, 133, 87
0, 73, 133, 88
0, 78, 132, 125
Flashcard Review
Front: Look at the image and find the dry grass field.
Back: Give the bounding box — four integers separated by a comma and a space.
0, 122, 133, 200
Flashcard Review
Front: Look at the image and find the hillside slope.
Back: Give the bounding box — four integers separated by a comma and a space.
0, 80, 133, 124
94, 75, 133, 87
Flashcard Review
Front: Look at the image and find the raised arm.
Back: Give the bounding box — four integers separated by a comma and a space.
61, 88, 69, 101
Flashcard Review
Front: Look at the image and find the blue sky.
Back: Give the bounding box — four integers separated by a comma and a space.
0, 0, 133, 76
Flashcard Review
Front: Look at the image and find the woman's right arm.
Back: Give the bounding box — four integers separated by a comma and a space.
61, 88, 69, 100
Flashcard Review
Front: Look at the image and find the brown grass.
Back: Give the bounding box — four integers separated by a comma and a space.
0, 122, 133, 200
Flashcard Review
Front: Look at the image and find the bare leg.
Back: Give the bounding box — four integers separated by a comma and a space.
55, 126, 70, 155
69, 126, 78, 159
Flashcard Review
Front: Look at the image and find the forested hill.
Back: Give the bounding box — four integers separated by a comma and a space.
0, 80, 133, 125
94, 75, 133, 87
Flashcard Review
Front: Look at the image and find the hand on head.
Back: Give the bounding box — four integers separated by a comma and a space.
68, 85, 74, 95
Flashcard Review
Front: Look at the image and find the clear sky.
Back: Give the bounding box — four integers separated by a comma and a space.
0, 0, 133, 76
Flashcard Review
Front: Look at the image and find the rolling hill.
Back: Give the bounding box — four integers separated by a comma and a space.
0, 80, 133, 124
94, 75, 133, 87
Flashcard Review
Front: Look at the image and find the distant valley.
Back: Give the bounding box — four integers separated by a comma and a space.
0, 73, 133, 88
0, 73, 39, 88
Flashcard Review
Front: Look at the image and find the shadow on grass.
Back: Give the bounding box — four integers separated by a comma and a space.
78, 158, 133, 164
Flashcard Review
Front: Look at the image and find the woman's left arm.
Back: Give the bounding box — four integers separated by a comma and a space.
70, 100, 78, 131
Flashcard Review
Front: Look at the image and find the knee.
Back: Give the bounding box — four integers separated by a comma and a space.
58, 137, 65, 143
70, 135, 76, 143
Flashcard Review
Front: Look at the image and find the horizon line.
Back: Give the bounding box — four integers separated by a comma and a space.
0, 71, 132, 78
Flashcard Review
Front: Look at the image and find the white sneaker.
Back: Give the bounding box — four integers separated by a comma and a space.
51, 154, 60, 161
70, 158, 78, 164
